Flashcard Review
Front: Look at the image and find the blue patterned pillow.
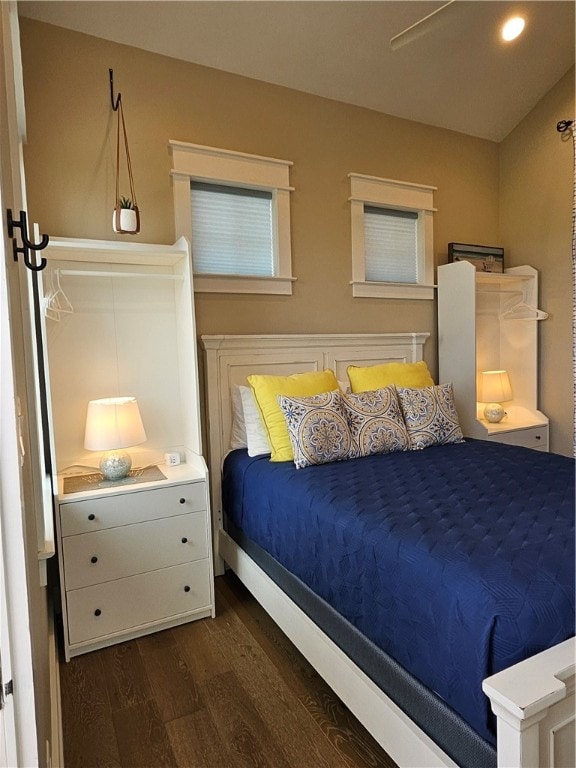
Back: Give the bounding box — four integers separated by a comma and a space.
343, 387, 409, 457
278, 390, 351, 469
396, 383, 465, 450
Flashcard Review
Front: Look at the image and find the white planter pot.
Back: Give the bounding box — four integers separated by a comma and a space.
113, 207, 140, 234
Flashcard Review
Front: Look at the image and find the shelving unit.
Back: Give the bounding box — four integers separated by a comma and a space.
438, 260, 549, 451
40, 237, 214, 659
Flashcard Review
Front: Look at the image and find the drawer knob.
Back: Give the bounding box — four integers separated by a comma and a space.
88, 513, 95, 521
184, 585, 191, 593
179, 498, 186, 504
94, 609, 101, 617
181, 537, 188, 544
90, 555, 98, 564
535, 435, 541, 440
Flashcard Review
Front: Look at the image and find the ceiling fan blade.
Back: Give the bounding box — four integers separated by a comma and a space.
390, 0, 457, 51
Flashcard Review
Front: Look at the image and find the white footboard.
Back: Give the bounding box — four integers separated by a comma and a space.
483, 639, 575, 768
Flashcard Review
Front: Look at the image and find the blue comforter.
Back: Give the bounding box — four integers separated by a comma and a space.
222, 440, 575, 744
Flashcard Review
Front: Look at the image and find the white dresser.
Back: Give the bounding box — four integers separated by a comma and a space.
56, 464, 213, 660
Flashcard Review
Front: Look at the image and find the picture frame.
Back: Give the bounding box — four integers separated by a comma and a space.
448, 242, 504, 273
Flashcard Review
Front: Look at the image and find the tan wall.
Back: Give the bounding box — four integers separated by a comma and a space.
20, 20, 572, 454
19, 18, 501, 380
499, 68, 575, 456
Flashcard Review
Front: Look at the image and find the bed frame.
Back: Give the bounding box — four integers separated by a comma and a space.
201, 332, 575, 768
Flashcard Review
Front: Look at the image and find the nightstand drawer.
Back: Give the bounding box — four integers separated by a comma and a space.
489, 426, 549, 452
60, 481, 206, 536
63, 511, 208, 589
66, 559, 212, 646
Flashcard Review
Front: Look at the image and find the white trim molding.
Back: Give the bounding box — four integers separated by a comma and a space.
170, 141, 295, 294
349, 173, 436, 300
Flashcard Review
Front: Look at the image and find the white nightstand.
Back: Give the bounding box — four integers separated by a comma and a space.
480, 416, 549, 452
56, 462, 214, 660
438, 262, 550, 451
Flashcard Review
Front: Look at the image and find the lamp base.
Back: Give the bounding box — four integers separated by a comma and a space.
483, 403, 505, 423
99, 450, 132, 480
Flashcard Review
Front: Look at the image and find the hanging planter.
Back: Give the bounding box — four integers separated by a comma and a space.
113, 196, 140, 234
110, 69, 140, 235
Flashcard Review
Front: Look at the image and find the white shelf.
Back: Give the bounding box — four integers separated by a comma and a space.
44, 236, 190, 267
438, 261, 548, 451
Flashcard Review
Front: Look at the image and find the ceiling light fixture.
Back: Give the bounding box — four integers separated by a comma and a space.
501, 16, 525, 42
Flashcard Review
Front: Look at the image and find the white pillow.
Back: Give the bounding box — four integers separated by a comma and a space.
230, 385, 248, 450
239, 385, 272, 456
230, 382, 346, 457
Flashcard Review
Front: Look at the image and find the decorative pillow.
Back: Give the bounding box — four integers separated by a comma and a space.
229, 385, 248, 450
343, 387, 409, 457
248, 369, 340, 462
347, 360, 434, 393
238, 385, 272, 457
278, 390, 351, 469
396, 383, 465, 450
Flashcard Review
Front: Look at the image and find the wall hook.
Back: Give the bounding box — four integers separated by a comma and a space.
109, 68, 121, 111
6, 209, 49, 271
556, 119, 574, 133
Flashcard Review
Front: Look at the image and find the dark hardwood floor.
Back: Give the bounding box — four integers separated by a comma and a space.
59, 572, 398, 768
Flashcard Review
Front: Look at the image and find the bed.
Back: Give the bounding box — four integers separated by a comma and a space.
201, 332, 575, 768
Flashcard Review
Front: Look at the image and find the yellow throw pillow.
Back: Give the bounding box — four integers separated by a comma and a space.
347, 360, 434, 393
248, 369, 340, 462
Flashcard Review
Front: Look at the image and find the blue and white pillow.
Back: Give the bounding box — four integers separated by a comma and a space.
278, 390, 351, 469
396, 383, 464, 450
343, 387, 409, 457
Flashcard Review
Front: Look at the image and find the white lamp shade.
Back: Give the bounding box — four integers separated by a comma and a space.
477, 370, 512, 403
84, 397, 147, 451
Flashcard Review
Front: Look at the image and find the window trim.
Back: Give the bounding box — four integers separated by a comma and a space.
170, 140, 295, 294
349, 173, 437, 300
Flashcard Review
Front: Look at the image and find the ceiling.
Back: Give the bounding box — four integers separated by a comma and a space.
18, 1, 575, 142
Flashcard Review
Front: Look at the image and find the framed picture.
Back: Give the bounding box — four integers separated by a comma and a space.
448, 242, 504, 273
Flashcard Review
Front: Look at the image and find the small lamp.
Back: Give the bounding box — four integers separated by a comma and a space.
478, 370, 512, 423
84, 397, 146, 480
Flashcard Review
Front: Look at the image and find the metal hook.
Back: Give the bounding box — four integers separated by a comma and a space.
556, 119, 574, 133
109, 68, 121, 111
7, 210, 49, 251
6, 209, 49, 271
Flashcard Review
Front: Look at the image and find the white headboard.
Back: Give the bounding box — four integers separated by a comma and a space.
200, 332, 429, 568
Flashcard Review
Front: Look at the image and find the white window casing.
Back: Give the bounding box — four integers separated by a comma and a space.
170, 141, 295, 294
349, 173, 437, 300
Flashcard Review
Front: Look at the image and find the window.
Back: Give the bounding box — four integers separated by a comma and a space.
349, 173, 436, 300
191, 183, 273, 276
170, 141, 295, 294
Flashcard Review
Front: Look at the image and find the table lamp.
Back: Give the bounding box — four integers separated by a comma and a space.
84, 397, 147, 480
478, 370, 512, 423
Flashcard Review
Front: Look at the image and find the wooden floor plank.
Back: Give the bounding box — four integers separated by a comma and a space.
171, 612, 233, 683
166, 708, 244, 768
59, 651, 122, 768
100, 640, 154, 712
218, 573, 398, 768
112, 700, 178, 768
229, 631, 357, 768
206, 584, 359, 767
60, 572, 399, 768
202, 669, 293, 768
137, 640, 203, 722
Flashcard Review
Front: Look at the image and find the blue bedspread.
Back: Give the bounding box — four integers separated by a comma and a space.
222, 440, 575, 744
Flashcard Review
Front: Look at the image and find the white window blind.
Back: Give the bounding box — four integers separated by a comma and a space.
364, 206, 419, 283
191, 182, 273, 276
